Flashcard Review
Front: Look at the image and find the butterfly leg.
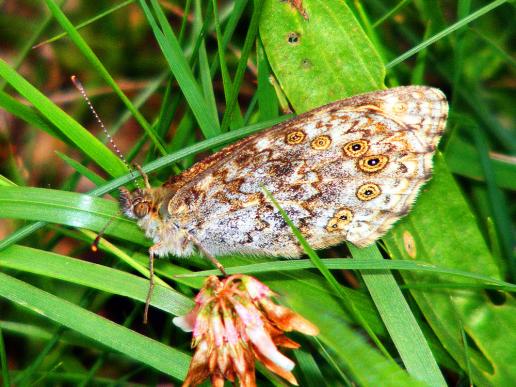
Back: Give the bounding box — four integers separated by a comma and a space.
143, 244, 158, 324
187, 234, 227, 276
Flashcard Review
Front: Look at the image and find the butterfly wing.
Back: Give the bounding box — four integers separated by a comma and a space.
168, 86, 448, 256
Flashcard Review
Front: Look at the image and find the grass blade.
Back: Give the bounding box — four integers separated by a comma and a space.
349, 244, 446, 386
386, 0, 509, 68
0, 272, 190, 379
140, 0, 221, 138
219, 0, 262, 132
0, 58, 127, 178
0, 245, 193, 315
0, 325, 8, 387
42, 0, 167, 155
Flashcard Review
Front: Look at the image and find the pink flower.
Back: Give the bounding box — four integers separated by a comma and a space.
173, 275, 319, 386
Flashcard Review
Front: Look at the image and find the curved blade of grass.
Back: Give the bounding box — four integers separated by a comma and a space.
34, 0, 135, 48
386, 0, 509, 69
0, 272, 190, 379
208, 0, 249, 80
0, 59, 127, 178
176, 258, 516, 291
0, 91, 66, 142
211, 0, 244, 130
257, 38, 279, 120
349, 244, 445, 386
42, 0, 166, 156
219, 0, 262, 132
139, 0, 221, 139
55, 152, 107, 187
0, 245, 193, 316
194, 1, 218, 126
0, 186, 147, 245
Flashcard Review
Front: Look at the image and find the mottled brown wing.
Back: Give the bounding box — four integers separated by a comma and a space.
168, 86, 448, 257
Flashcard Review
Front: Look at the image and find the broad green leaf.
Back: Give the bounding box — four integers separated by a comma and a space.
260, 0, 384, 112
384, 155, 516, 385
260, 1, 445, 385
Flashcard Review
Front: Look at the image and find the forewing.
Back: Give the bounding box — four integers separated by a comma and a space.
169, 86, 448, 255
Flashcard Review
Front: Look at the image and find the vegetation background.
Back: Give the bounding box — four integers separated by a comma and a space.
0, 0, 514, 386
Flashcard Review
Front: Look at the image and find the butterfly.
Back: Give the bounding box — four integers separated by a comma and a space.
119, 86, 448, 321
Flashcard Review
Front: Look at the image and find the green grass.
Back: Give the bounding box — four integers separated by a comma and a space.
0, 0, 515, 385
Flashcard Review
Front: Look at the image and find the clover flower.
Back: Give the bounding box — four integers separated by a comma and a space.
173, 275, 319, 386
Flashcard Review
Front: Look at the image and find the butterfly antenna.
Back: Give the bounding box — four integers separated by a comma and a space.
71, 75, 142, 253
70, 75, 141, 188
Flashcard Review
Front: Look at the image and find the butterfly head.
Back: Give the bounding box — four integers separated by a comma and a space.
119, 186, 190, 256
119, 187, 155, 219
119, 186, 174, 221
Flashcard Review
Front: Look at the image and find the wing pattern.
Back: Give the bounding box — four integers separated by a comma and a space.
168, 86, 448, 256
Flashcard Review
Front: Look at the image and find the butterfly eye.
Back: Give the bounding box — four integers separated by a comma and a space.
311, 135, 332, 150
343, 140, 369, 157
356, 183, 381, 201
285, 130, 306, 145
326, 218, 340, 232
358, 155, 389, 173
134, 201, 151, 218
326, 208, 353, 232
336, 209, 353, 224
